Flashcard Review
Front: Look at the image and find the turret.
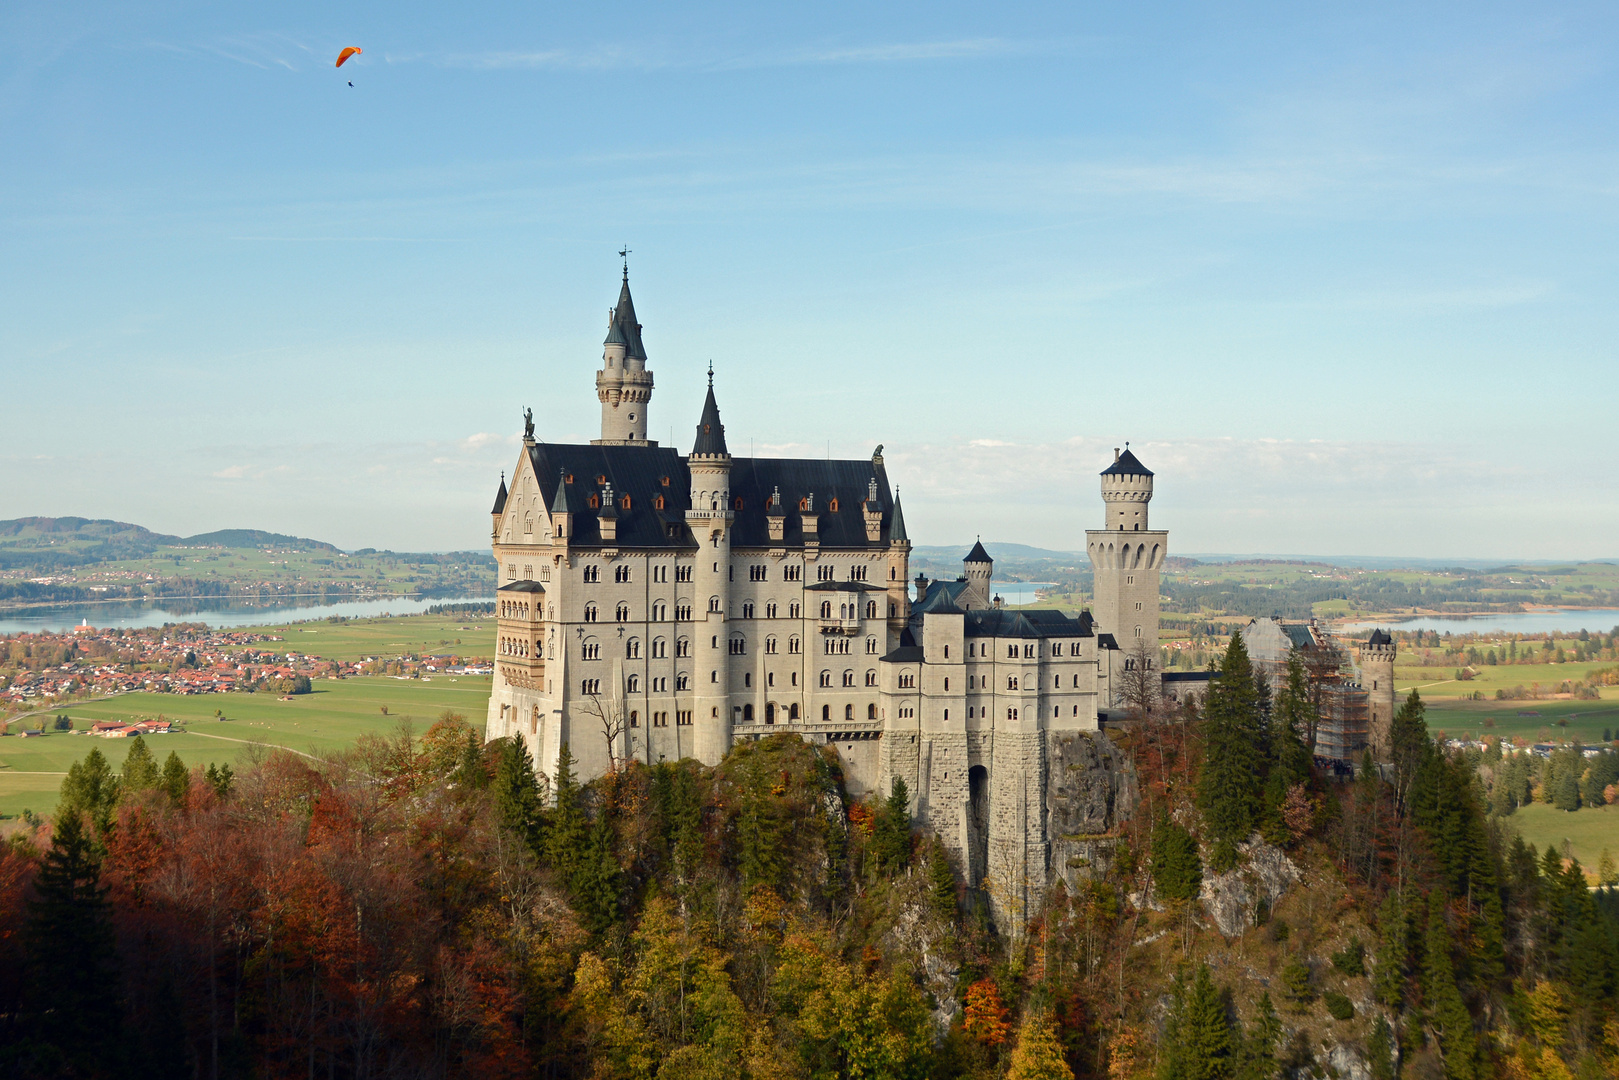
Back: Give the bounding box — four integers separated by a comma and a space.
1101, 446, 1153, 531
685, 368, 734, 765
550, 469, 572, 543
595, 261, 655, 445
491, 472, 508, 538
962, 539, 993, 610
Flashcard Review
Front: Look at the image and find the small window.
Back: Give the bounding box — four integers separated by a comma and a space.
734, 497, 744, 510
588, 495, 600, 509
654, 494, 666, 510
661, 476, 671, 487
828, 498, 839, 512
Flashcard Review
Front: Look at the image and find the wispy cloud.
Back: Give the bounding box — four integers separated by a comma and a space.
439, 37, 1060, 73
145, 32, 321, 72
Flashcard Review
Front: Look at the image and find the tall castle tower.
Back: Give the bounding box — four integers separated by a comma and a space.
962, 540, 993, 609
686, 370, 734, 764
1085, 447, 1167, 696
594, 263, 654, 445
1357, 629, 1398, 762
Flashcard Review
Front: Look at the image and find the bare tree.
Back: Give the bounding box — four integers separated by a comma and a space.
580, 690, 631, 772
1118, 637, 1161, 719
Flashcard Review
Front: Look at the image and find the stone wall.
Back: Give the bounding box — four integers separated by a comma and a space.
1046, 731, 1139, 894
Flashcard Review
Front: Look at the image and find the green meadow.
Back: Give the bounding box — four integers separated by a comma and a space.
0, 675, 491, 820
1502, 801, 1619, 874
242, 612, 496, 662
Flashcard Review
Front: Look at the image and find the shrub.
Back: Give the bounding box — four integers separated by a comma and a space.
1330, 938, 1366, 977
1323, 992, 1354, 1021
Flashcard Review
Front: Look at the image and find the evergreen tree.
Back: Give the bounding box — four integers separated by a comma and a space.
1196, 632, 1264, 871
1421, 893, 1477, 1080
1373, 891, 1408, 1008
57, 746, 120, 839
493, 735, 545, 854
546, 743, 588, 882
159, 750, 188, 806
1235, 993, 1280, 1080
574, 807, 622, 933
18, 811, 124, 1073
1552, 769, 1579, 812
927, 837, 958, 919
121, 734, 160, 793
1007, 1009, 1075, 1080
1158, 964, 1235, 1080
1389, 690, 1431, 815
871, 778, 912, 872
204, 760, 235, 799
1151, 814, 1203, 902
1367, 1017, 1395, 1080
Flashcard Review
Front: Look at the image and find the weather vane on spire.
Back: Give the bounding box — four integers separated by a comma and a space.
619, 246, 632, 276
707, 360, 714, 388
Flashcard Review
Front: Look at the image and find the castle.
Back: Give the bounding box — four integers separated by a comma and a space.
485, 266, 1165, 903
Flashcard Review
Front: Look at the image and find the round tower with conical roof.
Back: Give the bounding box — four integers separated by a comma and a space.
1085, 446, 1169, 706
595, 263, 655, 445
962, 539, 993, 610
686, 368, 734, 765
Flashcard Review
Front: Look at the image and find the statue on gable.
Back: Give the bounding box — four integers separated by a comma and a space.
523, 407, 535, 440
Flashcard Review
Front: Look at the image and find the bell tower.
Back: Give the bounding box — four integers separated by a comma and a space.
594, 254, 655, 445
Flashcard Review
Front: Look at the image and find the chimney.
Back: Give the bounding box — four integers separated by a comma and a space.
1114, 447, 1121, 462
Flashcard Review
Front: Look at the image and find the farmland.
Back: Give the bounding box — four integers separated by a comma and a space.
0, 674, 491, 820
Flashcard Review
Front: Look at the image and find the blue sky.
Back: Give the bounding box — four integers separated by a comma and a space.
3, 2, 1616, 558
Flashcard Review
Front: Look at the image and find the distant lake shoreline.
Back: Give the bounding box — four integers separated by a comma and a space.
0, 595, 495, 635
1339, 608, 1619, 635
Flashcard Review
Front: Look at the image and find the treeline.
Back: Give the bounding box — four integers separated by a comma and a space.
1160, 578, 1547, 621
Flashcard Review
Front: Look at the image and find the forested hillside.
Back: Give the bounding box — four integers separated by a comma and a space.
0, 635, 1616, 1078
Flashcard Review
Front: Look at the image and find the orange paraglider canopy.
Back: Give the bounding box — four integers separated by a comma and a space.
336, 46, 362, 67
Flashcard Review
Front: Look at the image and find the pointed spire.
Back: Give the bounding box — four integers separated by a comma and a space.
965, 537, 991, 564
891, 487, 908, 542
602, 261, 647, 359
550, 469, 570, 515
491, 472, 508, 514
691, 367, 728, 456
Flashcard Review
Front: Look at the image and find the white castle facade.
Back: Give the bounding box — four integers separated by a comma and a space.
485, 268, 1163, 904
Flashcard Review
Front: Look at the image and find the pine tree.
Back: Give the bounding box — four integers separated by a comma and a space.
927, 837, 958, 919
58, 746, 120, 838
1263, 655, 1315, 837
1235, 993, 1280, 1080
159, 750, 188, 806
1151, 815, 1203, 902
1422, 893, 1477, 1080
574, 808, 622, 933
1162, 964, 1234, 1080
1007, 1009, 1075, 1080
20, 811, 124, 1072
1389, 690, 1431, 816
546, 743, 588, 882
1196, 632, 1264, 871
1553, 769, 1579, 812
204, 760, 235, 798
493, 735, 544, 854
872, 778, 912, 872
1367, 1017, 1395, 1080
1373, 890, 1409, 1008
121, 735, 160, 793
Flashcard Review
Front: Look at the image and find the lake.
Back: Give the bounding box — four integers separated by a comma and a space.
1340, 609, 1619, 636
994, 581, 1059, 606
0, 595, 494, 635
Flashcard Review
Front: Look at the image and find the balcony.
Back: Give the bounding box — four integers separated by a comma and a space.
820, 618, 862, 635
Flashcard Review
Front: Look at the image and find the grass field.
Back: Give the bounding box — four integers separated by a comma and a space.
1501, 801, 1619, 874
0, 675, 490, 819
240, 613, 496, 662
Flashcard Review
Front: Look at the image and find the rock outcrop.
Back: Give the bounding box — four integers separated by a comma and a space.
1199, 835, 1301, 938
1047, 731, 1139, 892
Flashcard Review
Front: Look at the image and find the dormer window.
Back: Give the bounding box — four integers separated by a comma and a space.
799, 498, 810, 511
565, 473, 574, 484
654, 494, 666, 510
588, 495, 600, 509
828, 498, 839, 512
733, 497, 744, 510
596, 475, 607, 485
661, 476, 671, 487
621, 495, 632, 510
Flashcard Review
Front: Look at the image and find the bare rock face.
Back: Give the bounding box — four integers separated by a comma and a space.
884, 893, 959, 1036
1199, 835, 1301, 938
1320, 1041, 1373, 1080
1047, 731, 1139, 891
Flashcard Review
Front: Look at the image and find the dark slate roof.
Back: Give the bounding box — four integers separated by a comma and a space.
914, 579, 970, 614
492, 474, 508, 515
498, 580, 546, 594
881, 645, 925, 663
1101, 448, 1153, 477
692, 383, 728, 456
1367, 628, 1392, 646
891, 492, 908, 542
525, 443, 901, 551
964, 539, 992, 564
1097, 633, 1119, 650
962, 608, 1095, 640
805, 580, 885, 592
603, 274, 647, 359
1283, 624, 1316, 650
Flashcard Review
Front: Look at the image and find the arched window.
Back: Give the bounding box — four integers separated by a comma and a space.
821, 704, 831, 721
865, 670, 877, 686
765, 636, 777, 654
709, 595, 722, 612
819, 670, 832, 687
627, 674, 640, 693
626, 637, 640, 659
676, 672, 690, 691
867, 703, 878, 719
842, 670, 855, 687
845, 704, 854, 720
616, 602, 630, 622
743, 704, 754, 723
820, 601, 832, 618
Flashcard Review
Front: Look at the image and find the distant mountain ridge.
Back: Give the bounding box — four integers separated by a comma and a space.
0, 517, 338, 552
